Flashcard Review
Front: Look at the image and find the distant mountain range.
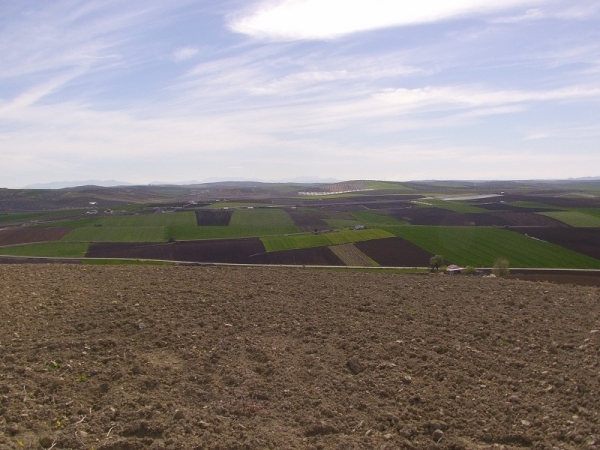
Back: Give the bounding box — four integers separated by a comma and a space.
24, 176, 342, 189
24, 180, 133, 189
21, 176, 600, 190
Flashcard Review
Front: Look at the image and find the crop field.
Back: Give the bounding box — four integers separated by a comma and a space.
388, 226, 600, 268
62, 226, 167, 242
575, 208, 600, 218
364, 181, 412, 190
0, 210, 88, 225
350, 210, 405, 226
324, 219, 361, 229
539, 211, 600, 227
2, 180, 600, 270
414, 199, 488, 213
169, 209, 299, 240
387, 207, 514, 226
0, 227, 71, 246
45, 211, 196, 230
328, 243, 378, 266
195, 209, 233, 226
266, 247, 345, 265
87, 238, 267, 264
354, 237, 434, 267
0, 242, 88, 257
511, 227, 600, 260
261, 229, 395, 252
504, 201, 565, 211
287, 209, 329, 230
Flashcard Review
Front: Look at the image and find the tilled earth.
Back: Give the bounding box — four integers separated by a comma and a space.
0, 265, 599, 450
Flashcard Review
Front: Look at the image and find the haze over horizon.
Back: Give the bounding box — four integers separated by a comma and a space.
2, 1, 600, 189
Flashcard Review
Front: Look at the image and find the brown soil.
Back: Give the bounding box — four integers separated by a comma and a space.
1, 265, 599, 450
491, 213, 567, 227
267, 247, 344, 266
387, 208, 513, 226
195, 211, 233, 227
287, 210, 330, 231
86, 239, 268, 265
354, 237, 433, 267
0, 227, 72, 246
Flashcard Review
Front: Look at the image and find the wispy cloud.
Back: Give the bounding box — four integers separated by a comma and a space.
173, 46, 199, 62
229, 0, 543, 40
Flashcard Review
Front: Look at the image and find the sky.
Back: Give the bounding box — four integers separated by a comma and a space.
1, 0, 600, 188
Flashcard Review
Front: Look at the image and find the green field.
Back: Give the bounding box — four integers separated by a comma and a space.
509, 201, 565, 211
351, 211, 406, 226
0, 242, 89, 257
539, 211, 600, 227
325, 219, 361, 229
413, 199, 488, 213
388, 226, 600, 269
62, 226, 167, 242
168, 209, 299, 240
0, 210, 87, 225
364, 181, 412, 191
204, 203, 275, 209
261, 229, 395, 252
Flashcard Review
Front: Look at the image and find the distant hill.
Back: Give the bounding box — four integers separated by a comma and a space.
24, 180, 132, 189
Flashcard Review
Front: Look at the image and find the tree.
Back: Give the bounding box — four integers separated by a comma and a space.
492, 257, 510, 276
429, 255, 445, 272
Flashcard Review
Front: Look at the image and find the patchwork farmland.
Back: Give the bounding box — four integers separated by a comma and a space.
1, 179, 600, 276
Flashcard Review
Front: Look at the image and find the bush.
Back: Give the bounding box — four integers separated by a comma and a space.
492, 258, 510, 276
462, 266, 477, 275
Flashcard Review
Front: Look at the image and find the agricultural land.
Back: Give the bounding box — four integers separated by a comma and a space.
1, 179, 600, 284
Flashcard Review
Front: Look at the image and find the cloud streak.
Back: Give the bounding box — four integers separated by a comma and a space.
229, 0, 543, 40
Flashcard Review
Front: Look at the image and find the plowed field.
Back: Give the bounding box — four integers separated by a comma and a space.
86, 239, 268, 264
1, 265, 598, 450
0, 227, 71, 246
354, 237, 433, 267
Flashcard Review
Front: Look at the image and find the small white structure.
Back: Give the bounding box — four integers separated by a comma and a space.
446, 264, 464, 274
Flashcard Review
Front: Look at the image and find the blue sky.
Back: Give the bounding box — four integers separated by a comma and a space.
1, 0, 599, 188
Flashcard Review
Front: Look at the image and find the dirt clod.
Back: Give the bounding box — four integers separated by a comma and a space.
347, 356, 363, 374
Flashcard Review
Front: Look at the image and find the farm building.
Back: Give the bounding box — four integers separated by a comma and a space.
446, 264, 464, 274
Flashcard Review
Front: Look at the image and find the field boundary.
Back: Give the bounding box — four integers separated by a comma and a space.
4, 254, 600, 274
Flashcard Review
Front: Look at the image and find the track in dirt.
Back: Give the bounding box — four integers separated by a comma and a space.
1, 265, 598, 450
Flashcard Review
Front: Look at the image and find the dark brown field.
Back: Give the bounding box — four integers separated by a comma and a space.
0, 227, 71, 246
267, 247, 344, 266
86, 239, 268, 264
0, 265, 599, 449
354, 237, 433, 267
287, 210, 330, 231
195, 210, 233, 227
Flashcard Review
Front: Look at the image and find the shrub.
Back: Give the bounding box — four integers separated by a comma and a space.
492, 257, 510, 276
462, 266, 477, 275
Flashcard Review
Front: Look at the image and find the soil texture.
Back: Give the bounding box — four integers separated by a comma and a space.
0, 265, 599, 450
